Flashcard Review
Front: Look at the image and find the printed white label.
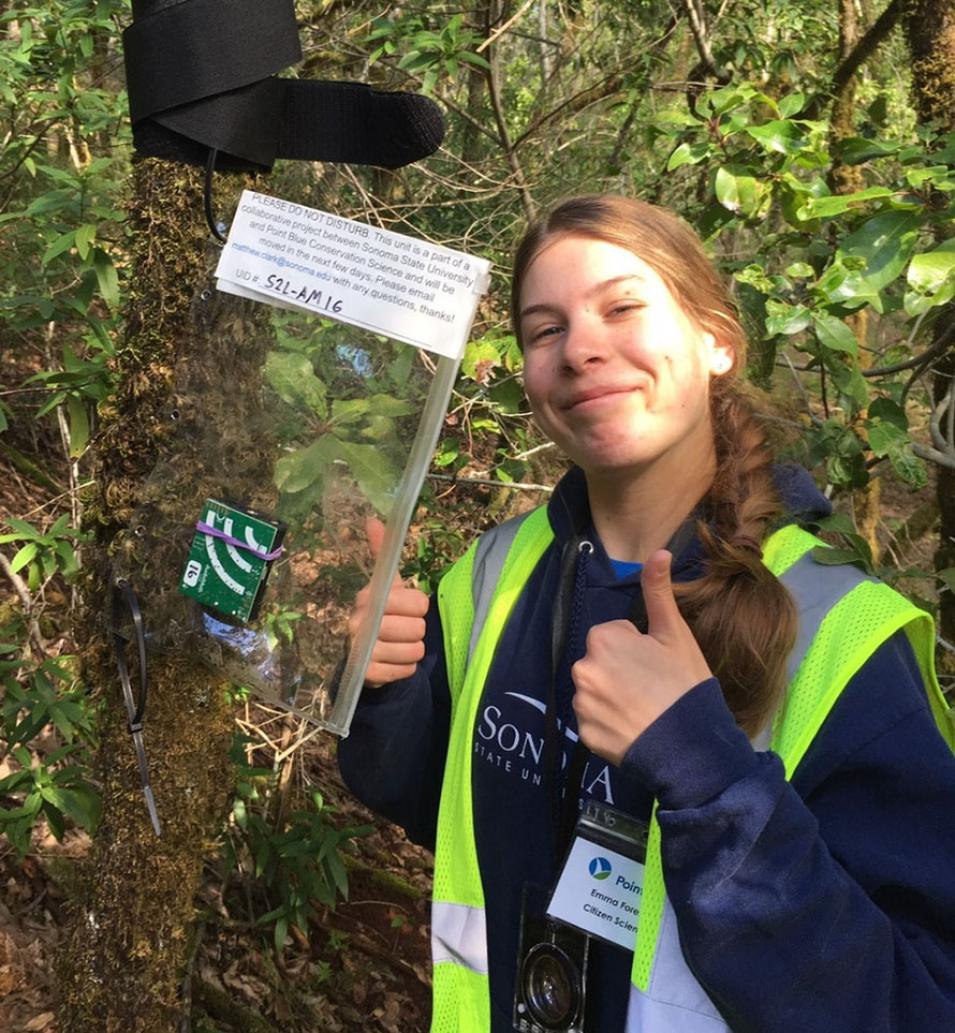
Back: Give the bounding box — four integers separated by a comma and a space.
214, 190, 492, 361
546, 837, 644, 951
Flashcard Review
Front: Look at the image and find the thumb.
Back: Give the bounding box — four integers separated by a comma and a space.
365, 515, 386, 562
365, 515, 405, 587
642, 550, 684, 639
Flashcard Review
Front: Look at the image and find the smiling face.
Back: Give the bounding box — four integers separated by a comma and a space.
519, 234, 734, 479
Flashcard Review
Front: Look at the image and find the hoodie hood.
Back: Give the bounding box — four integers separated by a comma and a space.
546, 461, 832, 576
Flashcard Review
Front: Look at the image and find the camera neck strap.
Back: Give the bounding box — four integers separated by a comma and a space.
544, 534, 592, 863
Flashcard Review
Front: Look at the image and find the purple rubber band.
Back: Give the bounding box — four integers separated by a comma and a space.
195, 521, 284, 561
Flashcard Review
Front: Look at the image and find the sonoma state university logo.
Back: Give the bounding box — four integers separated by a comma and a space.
589, 856, 612, 880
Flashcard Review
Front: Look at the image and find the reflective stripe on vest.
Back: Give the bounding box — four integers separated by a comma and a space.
432, 901, 488, 973
431, 507, 554, 1032
430, 510, 953, 1032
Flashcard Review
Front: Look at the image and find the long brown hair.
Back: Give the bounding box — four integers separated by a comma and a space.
511, 194, 797, 737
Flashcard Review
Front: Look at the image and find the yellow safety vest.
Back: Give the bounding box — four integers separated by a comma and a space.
429, 507, 954, 1031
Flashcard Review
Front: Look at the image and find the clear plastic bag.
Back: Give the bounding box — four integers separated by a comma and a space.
110, 195, 490, 736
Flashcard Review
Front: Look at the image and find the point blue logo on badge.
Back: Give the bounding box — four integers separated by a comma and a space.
589, 856, 612, 880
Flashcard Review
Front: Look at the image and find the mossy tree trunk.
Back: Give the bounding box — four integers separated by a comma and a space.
830, 0, 882, 559
904, 0, 955, 653
58, 159, 271, 1032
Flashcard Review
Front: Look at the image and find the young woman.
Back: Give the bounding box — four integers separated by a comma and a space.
339, 195, 955, 1032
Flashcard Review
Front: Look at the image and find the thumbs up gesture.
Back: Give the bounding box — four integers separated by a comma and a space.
348, 517, 430, 688
571, 550, 713, 766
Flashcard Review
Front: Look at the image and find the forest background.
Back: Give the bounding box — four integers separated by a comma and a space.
0, 0, 953, 1031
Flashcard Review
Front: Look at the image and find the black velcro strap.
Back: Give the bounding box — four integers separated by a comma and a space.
123, 0, 445, 172
278, 80, 445, 169
123, 0, 301, 125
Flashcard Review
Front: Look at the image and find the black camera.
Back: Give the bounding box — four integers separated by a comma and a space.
513, 886, 590, 1033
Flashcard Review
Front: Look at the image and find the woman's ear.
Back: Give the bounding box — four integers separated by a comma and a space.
704, 332, 734, 376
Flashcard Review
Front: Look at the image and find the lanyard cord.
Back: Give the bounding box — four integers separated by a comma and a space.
542, 513, 696, 865
543, 536, 593, 864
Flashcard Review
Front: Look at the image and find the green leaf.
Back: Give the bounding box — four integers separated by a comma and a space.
867, 420, 908, 456
364, 394, 417, 418
814, 512, 857, 536
74, 223, 96, 260
9, 542, 38, 573
777, 93, 806, 118
837, 210, 920, 292
905, 165, 955, 191
264, 352, 327, 416
835, 137, 901, 165
815, 259, 884, 311
330, 437, 396, 514
458, 51, 490, 70
2, 517, 41, 539
868, 397, 907, 430
745, 120, 807, 155
666, 141, 711, 171
326, 850, 350, 900
66, 395, 89, 457
273, 435, 339, 494
937, 569, 955, 593
330, 398, 370, 426
39, 783, 71, 811
904, 241, 955, 315
812, 313, 858, 356
332, 394, 413, 427
462, 339, 500, 381
785, 262, 814, 279
42, 230, 76, 266
706, 84, 754, 116
765, 301, 811, 336
92, 249, 119, 310
714, 165, 767, 218
811, 545, 872, 570
798, 186, 893, 219
434, 439, 460, 468
360, 414, 397, 441
829, 360, 868, 412
888, 442, 928, 488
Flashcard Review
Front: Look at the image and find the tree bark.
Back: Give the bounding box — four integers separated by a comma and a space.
58, 159, 270, 1032
829, 0, 882, 558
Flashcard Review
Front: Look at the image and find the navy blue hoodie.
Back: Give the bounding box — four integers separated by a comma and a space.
339, 465, 955, 1032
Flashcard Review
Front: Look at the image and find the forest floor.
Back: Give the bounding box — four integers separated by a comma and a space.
0, 727, 436, 1033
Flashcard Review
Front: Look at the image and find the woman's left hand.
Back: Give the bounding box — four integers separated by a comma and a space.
571, 549, 713, 766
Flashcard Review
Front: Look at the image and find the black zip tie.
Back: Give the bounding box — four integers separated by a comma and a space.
111, 579, 161, 836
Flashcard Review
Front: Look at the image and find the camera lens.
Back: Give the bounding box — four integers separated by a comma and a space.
521, 943, 581, 1030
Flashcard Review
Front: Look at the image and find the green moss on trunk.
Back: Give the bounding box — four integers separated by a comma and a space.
59, 159, 273, 1032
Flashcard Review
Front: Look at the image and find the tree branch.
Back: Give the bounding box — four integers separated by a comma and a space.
477, 0, 537, 53
913, 441, 955, 469
0, 551, 46, 655
512, 71, 624, 150
428, 472, 554, 493
484, 63, 536, 219
681, 0, 730, 83
833, 0, 906, 95
807, 0, 907, 118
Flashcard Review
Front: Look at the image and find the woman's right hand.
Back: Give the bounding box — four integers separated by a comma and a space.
349, 517, 430, 687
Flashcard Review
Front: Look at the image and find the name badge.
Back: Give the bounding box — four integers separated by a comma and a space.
546, 801, 648, 952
